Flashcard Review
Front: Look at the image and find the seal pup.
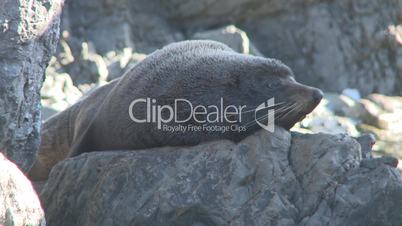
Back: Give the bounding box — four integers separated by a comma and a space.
28, 40, 323, 180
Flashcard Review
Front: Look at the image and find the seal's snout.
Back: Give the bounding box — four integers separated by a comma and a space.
312, 89, 324, 102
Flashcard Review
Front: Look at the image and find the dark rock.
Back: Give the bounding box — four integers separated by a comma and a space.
240, 1, 402, 96
63, 0, 183, 54
62, 41, 109, 92
361, 156, 399, 169
191, 25, 263, 56
0, 0, 63, 172
105, 50, 146, 81
41, 128, 402, 226
59, 0, 402, 96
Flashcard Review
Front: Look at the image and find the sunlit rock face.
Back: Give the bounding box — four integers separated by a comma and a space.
55, 0, 402, 96
0, 0, 63, 172
0, 153, 45, 226
294, 92, 402, 162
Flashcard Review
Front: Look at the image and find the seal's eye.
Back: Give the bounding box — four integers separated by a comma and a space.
267, 81, 282, 89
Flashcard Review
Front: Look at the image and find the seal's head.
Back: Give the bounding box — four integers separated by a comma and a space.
238, 58, 323, 130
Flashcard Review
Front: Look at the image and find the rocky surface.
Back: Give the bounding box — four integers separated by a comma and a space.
41, 127, 402, 226
191, 25, 263, 56
52, 0, 402, 96
0, 0, 63, 172
294, 91, 402, 163
241, 1, 402, 96
0, 153, 45, 226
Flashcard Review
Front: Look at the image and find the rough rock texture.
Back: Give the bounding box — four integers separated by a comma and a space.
61, 0, 183, 55
178, 0, 402, 96
240, 1, 402, 96
0, 0, 64, 172
191, 25, 263, 56
58, 0, 402, 96
0, 153, 45, 226
41, 127, 402, 226
294, 92, 402, 161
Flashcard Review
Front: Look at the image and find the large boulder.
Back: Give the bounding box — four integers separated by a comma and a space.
0, 153, 45, 226
240, 0, 402, 96
60, 0, 183, 55
41, 127, 402, 226
0, 0, 63, 172
57, 0, 402, 96
162, 0, 402, 96
191, 25, 263, 56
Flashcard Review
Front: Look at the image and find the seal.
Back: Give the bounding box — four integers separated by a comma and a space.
28, 40, 323, 180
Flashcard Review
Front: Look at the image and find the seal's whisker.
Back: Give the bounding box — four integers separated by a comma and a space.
245, 121, 258, 129
276, 102, 303, 120
249, 101, 286, 109
275, 104, 293, 114
246, 114, 272, 129
244, 117, 265, 128
245, 102, 290, 119
276, 104, 296, 119
276, 101, 296, 111
244, 103, 295, 128
237, 101, 286, 114
278, 109, 295, 120
242, 102, 286, 126
243, 113, 270, 128
275, 104, 298, 121
163, 102, 287, 118
275, 102, 297, 116
224, 101, 286, 120
242, 115, 264, 127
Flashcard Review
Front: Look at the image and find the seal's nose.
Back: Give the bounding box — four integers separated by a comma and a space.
312, 89, 324, 102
